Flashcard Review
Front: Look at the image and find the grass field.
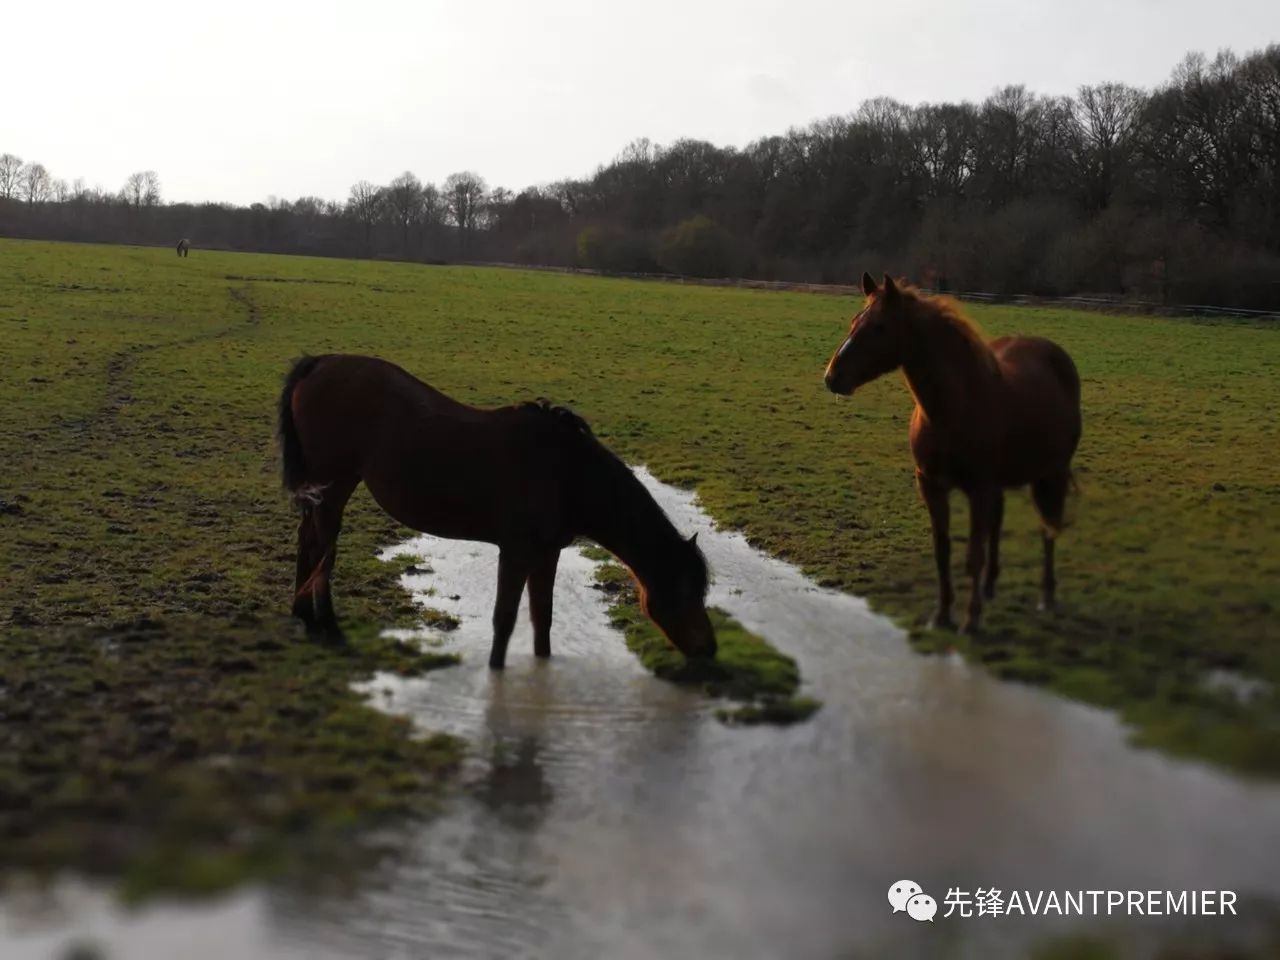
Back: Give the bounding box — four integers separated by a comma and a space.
2, 238, 1278, 888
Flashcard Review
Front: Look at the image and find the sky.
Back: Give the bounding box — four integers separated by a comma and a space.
4, 0, 1279, 207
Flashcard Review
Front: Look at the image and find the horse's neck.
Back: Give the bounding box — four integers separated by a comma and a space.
576, 459, 675, 588
901, 311, 1000, 433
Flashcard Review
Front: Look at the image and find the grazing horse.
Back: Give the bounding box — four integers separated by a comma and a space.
278, 354, 717, 667
824, 273, 1081, 633
176, 238, 191, 258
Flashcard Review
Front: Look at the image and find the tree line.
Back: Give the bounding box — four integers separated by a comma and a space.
2, 45, 1277, 308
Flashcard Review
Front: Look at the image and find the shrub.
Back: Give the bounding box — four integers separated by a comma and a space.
576, 224, 652, 272
655, 215, 740, 278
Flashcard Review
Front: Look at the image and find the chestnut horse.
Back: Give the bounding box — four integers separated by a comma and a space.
824, 274, 1081, 633
277, 354, 717, 668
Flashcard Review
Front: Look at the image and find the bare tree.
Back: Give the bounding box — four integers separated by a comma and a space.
1071, 82, 1145, 209
21, 163, 52, 205
909, 102, 978, 200
68, 177, 91, 225
347, 180, 383, 251
121, 171, 145, 207
443, 171, 488, 247
383, 171, 425, 258
0, 153, 22, 200
51, 179, 70, 203
975, 85, 1044, 203
421, 182, 443, 225
121, 170, 161, 208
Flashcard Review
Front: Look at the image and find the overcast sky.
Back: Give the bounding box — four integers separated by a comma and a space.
4, 0, 1278, 206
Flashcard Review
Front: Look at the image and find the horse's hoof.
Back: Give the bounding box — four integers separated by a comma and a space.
314, 622, 346, 643
488, 656, 506, 670
929, 613, 956, 631
960, 619, 981, 636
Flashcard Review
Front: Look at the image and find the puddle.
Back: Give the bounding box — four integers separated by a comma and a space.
5, 468, 1279, 959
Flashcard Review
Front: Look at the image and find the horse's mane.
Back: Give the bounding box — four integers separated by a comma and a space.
520, 399, 709, 598
895, 282, 1000, 375
519, 398, 596, 439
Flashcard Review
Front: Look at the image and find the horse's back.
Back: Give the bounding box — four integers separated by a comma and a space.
289, 355, 455, 470
285, 354, 572, 544
297, 354, 461, 412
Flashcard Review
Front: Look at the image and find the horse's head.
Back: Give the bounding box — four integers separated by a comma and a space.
824, 272, 909, 396
639, 533, 717, 660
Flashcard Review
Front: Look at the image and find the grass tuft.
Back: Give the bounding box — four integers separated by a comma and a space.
593, 560, 820, 723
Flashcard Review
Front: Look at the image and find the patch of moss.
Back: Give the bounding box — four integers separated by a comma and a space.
419, 608, 462, 631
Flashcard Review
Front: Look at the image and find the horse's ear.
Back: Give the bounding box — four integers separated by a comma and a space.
687, 532, 698, 546
861, 271, 878, 296
882, 273, 899, 299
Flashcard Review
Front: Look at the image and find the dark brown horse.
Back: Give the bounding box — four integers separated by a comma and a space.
278, 354, 717, 667
824, 274, 1081, 633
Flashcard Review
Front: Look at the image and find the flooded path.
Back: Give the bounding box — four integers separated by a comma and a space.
6, 469, 1280, 959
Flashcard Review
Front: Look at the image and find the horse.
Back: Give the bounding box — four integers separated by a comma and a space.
824, 273, 1081, 633
176, 238, 190, 258
277, 354, 717, 668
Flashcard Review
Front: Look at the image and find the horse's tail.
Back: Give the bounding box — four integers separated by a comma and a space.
278, 355, 322, 494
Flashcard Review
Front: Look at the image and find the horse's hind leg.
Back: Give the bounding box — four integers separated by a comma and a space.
298, 480, 356, 636
313, 531, 341, 632
489, 548, 531, 670
527, 549, 560, 658
984, 490, 1005, 600
1031, 472, 1070, 612
292, 511, 319, 625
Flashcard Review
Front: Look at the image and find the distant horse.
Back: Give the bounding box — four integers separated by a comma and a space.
278, 354, 717, 667
824, 274, 1081, 633
176, 238, 190, 258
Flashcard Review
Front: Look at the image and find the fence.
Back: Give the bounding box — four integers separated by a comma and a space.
460, 260, 1280, 320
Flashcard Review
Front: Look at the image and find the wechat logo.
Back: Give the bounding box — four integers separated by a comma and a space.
888, 880, 938, 922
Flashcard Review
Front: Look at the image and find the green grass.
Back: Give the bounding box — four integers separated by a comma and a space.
1, 238, 1278, 891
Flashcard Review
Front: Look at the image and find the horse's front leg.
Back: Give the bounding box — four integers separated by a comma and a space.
527, 549, 560, 658
962, 484, 995, 634
489, 549, 531, 670
917, 471, 954, 630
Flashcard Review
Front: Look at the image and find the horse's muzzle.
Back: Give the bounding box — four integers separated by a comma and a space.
687, 636, 718, 660
824, 369, 853, 396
